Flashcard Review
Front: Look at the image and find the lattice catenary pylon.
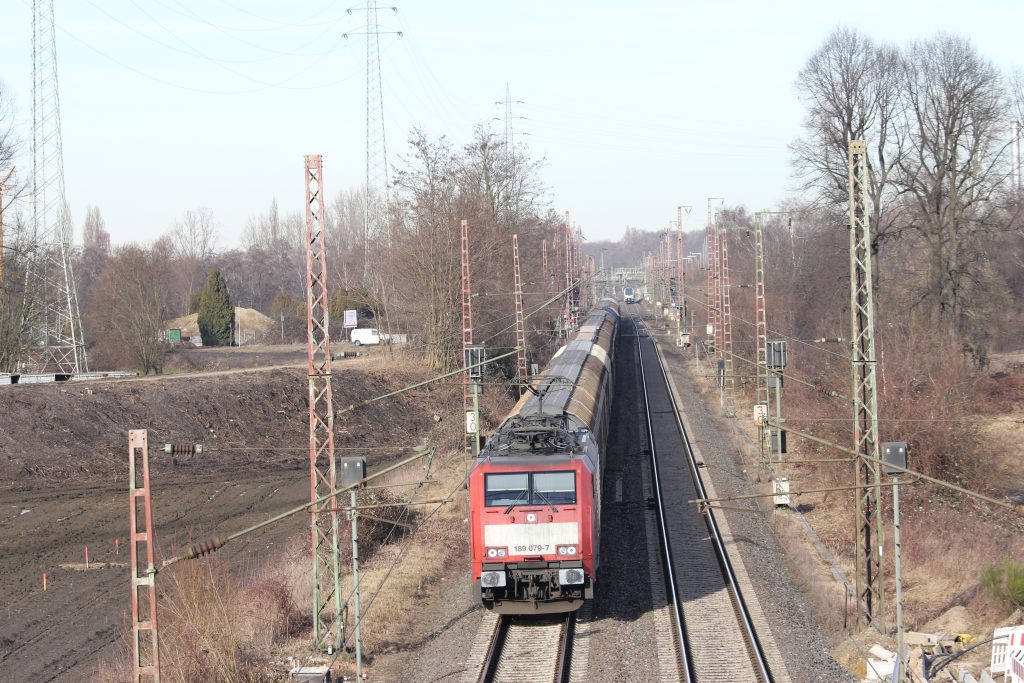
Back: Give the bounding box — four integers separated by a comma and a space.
720, 224, 735, 415
512, 234, 527, 394
848, 140, 885, 631
25, 0, 86, 374
304, 154, 343, 653
460, 219, 475, 456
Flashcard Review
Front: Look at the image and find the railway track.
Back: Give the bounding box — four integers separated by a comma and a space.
472, 612, 575, 683
633, 312, 775, 683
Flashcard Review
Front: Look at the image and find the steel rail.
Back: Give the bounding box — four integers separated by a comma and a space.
479, 616, 510, 683
633, 314, 694, 682
554, 612, 576, 683
479, 613, 574, 683
638, 312, 774, 682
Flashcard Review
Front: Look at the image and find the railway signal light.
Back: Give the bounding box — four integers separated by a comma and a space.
466, 345, 486, 382
882, 442, 907, 476
766, 338, 788, 371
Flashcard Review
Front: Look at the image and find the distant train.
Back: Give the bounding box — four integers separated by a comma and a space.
623, 287, 637, 303
468, 299, 620, 613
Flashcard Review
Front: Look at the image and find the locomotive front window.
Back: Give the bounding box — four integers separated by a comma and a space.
485, 473, 529, 507
532, 471, 576, 505
484, 471, 577, 508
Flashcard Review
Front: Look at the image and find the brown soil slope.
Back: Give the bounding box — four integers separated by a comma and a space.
0, 363, 456, 682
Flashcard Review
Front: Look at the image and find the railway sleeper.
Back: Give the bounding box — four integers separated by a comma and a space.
476, 561, 592, 614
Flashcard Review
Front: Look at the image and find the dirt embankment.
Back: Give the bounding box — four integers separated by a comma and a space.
0, 362, 446, 486
0, 358, 478, 682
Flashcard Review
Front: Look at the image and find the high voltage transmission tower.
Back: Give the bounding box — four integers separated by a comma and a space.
848, 140, 885, 631
26, 0, 86, 374
344, 2, 402, 278
496, 84, 526, 152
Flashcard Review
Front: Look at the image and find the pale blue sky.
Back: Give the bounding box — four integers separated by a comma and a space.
0, 1, 1021, 247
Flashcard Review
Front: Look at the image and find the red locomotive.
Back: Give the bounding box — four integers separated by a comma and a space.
469, 300, 620, 613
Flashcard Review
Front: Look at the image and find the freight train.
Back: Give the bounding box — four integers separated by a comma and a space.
468, 299, 620, 614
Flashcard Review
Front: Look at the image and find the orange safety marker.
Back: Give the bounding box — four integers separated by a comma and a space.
42, 572, 47, 591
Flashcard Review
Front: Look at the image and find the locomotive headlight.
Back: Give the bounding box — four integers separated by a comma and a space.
481, 571, 506, 588
486, 547, 507, 558
558, 568, 585, 585
557, 545, 578, 556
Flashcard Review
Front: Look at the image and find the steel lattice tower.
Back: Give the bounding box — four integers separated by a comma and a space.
676, 207, 684, 337
705, 224, 714, 348
754, 213, 768, 409
303, 155, 343, 653
541, 237, 548, 282
848, 140, 885, 630
512, 234, 527, 393
709, 222, 721, 354
720, 225, 735, 415
345, 2, 398, 278
564, 213, 572, 330
460, 219, 475, 456
26, 0, 86, 374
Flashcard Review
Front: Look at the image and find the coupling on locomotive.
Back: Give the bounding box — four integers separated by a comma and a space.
469, 299, 620, 614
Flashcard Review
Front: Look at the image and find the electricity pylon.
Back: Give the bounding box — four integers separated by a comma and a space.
848, 140, 885, 631
25, 0, 87, 374
344, 2, 401, 278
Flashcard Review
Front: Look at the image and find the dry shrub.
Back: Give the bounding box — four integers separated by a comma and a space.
242, 575, 305, 651
158, 558, 265, 683
95, 556, 300, 683
876, 318, 979, 486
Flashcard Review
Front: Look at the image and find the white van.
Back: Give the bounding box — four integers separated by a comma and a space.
350, 328, 389, 346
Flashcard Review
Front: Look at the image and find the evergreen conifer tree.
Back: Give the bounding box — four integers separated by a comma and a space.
198, 267, 234, 346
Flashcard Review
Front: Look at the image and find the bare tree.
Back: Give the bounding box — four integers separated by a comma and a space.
81, 205, 105, 251
388, 127, 556, 371
0, 82, 16, 185
791, 27, 906, 241
0, 82, 30, 372
0, 215, 38, 372
89, 246, 170, 374
167, 208, 217, 314
895, 35, 1008, 348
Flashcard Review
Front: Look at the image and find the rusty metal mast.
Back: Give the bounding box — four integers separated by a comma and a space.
460, 219, 476, 456
564, 213, 573, 332
541, 237, 548, 282
303, 154, 342, 653
512, 234, 527, 393
848, 140, 885, 630
587, 255, 596, 310
754, 213, 768, 409
676, 207, 684, 338
720, 224, 735, 415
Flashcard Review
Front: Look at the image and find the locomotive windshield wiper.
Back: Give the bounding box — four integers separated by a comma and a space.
533, 488, 559, 513
503, 488, 528, 514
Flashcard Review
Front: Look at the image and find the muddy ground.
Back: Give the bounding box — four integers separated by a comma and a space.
0, 359, 453, 682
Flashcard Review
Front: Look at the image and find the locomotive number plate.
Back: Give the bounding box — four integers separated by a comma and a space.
512, 544, 551, 554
